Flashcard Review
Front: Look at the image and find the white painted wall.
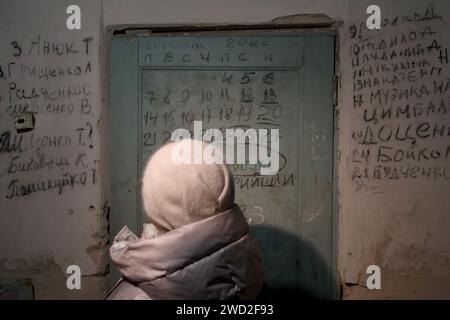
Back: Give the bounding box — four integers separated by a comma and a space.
0, 0, 108, 299
338, 0, 450, 299
0, 0, 449, 299
103, 0, 348, 26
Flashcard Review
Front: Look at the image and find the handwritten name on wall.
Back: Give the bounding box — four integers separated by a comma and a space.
0, 35, 98, 200
348, 3, 450, 191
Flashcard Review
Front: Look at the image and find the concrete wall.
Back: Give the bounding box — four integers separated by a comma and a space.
0, 0, 109, 299
338, 0, 450, 299
0, 0, 449, 299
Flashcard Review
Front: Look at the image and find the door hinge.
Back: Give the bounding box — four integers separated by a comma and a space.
332, 75, 338, 107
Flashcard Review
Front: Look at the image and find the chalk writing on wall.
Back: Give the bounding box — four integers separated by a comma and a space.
135, 35, 305, 232
140, 68, 297, 190
348, 3, 450, 191
0, 36, 97, 199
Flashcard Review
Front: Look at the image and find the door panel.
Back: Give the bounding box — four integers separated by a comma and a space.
110, 31, 336, 298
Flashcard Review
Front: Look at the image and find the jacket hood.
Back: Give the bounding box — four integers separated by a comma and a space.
109, 205, 264, 299
141, 139, 235, 232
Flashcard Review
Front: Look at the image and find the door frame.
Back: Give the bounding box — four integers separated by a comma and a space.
108, 27, 340, 299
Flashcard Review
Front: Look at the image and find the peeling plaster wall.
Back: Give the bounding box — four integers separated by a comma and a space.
0, 0, 449, 299
338, 0, 450, 299
0, 0, 109, 299
103, 0, 348, 27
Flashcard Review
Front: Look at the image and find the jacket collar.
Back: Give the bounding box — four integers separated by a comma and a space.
110, 205, 248, 283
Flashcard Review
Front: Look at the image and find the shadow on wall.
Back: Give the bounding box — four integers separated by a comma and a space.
250, 224, 334, 300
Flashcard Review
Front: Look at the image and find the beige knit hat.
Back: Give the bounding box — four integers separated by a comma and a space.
141, 139, 235, 232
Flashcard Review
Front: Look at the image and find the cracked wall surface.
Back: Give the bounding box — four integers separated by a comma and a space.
338, 0, 450, 298
0, 0, 108, 299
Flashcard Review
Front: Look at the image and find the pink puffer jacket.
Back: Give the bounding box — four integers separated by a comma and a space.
106, 205, 264, 300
